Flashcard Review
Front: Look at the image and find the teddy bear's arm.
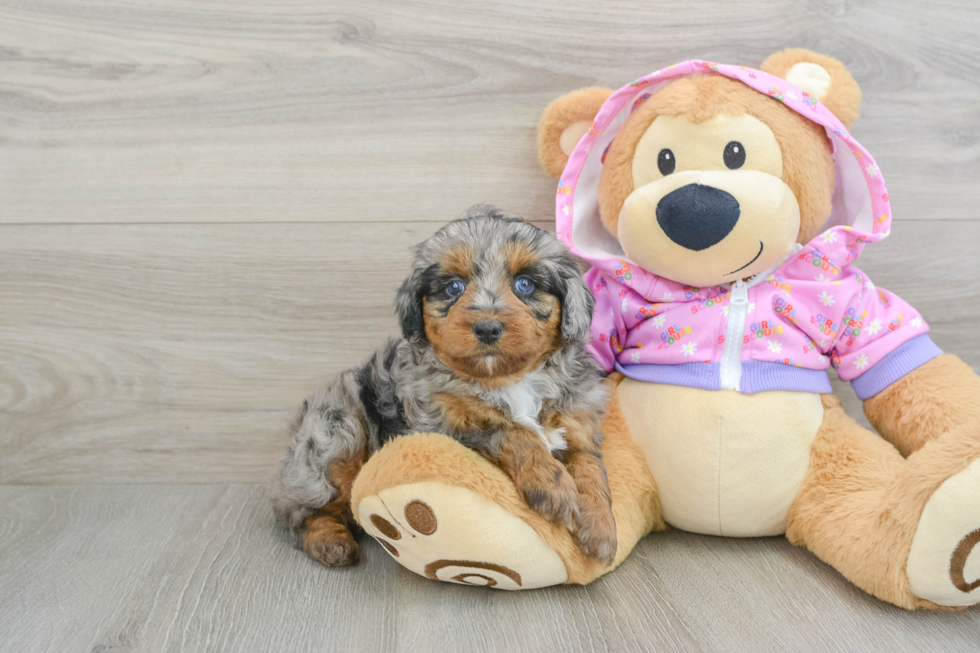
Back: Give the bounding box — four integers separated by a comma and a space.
863, 353, 980, 457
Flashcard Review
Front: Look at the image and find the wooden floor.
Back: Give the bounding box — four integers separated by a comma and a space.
2, 0, 980, 650
2, 485, 979, 653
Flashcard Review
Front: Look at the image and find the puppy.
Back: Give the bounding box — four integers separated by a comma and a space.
271, 204, 615, 567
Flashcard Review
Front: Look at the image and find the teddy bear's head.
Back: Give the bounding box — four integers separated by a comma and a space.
538, 49, 864, 287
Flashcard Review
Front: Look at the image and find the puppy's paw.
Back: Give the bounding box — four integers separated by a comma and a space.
574, 503, 618, 566
303, 524, 361, 568
518, 464, 580, 530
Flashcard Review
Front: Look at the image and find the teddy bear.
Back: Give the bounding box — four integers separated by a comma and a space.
347, 49, 980, 610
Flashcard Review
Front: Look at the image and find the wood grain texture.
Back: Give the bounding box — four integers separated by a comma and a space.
2, 0, 980, 643
0, 485, 978, 653
0, 219, 542, 484
1, 219, 977, 484
1, 0, 979, 225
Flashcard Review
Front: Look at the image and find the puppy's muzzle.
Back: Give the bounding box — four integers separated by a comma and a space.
656, 183, 740, 251
473, 320, 504, 345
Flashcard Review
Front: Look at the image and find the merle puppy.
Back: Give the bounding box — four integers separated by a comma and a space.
271, 204, 615, 567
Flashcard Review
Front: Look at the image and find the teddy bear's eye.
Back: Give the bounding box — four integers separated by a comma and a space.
658, 149, 676, 176
724, 141, 746, 169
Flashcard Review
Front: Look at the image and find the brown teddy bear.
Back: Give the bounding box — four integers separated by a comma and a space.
349, 49, 980, 609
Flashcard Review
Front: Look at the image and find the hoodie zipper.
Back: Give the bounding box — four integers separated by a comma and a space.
718, 245, 803, 392
719, 279, 749, 391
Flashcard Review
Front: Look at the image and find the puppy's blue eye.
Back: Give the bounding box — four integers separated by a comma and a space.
446, 280, 466, 297
514, 277, 535, 294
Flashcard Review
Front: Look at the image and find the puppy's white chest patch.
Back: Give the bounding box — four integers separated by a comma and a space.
484, 371, 566, 453
539, 426, 568, 453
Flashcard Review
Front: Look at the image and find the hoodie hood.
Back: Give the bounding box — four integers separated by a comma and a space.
555, 60, 891, 282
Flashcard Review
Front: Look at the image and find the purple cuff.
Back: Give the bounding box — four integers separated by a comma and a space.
850, 334, 943, 400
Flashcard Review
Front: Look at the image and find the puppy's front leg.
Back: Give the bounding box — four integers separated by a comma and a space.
302, 456, 363, 567
491, 427, 581, 531
553, 413, 617, 565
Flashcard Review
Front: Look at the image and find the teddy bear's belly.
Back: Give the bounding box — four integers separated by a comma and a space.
616, 378, 825, 537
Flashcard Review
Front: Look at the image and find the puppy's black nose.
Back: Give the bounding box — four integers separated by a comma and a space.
473, 320, 504, 345
656, 184, 740, 251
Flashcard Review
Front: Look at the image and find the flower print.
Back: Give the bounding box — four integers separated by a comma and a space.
816, 274, 829, 282
661, 291, 674, 302
723, 306, 730, 317
681, 342, 697, 356
855, 354, 869, 370
748, 302, 756, 313
631, 351, 642, 363
767, 340, 783, 354
818, 291, 836, 307
562, 204, 571, 216
865, 279, 875, 291
817, 338, 830, 349
911, 317, 924, 329
822, 231, 837, 243
867, 318, 882, 336
652, 315, 666, 327
622, 299, 629, 313
786, 91, 798, 101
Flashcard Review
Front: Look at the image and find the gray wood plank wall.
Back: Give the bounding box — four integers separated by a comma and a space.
3, 0, 979, 484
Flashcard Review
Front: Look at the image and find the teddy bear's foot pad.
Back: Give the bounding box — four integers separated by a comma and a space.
907, 458, 980, 607
358, 480, 568, 590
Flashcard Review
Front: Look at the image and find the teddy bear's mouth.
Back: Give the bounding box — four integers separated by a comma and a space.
726, 240, 764, 276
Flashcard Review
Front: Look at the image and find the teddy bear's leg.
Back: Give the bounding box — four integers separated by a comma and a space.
864, 354, 980, 457
787, 394, 980, 609
349, 376, 665, 589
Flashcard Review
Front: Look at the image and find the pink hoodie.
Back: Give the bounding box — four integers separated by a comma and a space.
556, 60, 940, 399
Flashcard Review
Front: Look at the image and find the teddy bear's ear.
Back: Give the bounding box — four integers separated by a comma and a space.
761, 49, 862, 128
537, 87, 614, 179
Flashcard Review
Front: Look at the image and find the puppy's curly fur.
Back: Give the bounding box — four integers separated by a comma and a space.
270, 205, 614, 567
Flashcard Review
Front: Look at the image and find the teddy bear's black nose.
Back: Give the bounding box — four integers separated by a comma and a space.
656, 184, 740, 251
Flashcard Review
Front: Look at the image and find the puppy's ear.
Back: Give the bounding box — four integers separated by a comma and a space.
537, 87, 614, 180
761, 48, 862, 128
553, 253, 595, 343
394, 262, 435, 341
